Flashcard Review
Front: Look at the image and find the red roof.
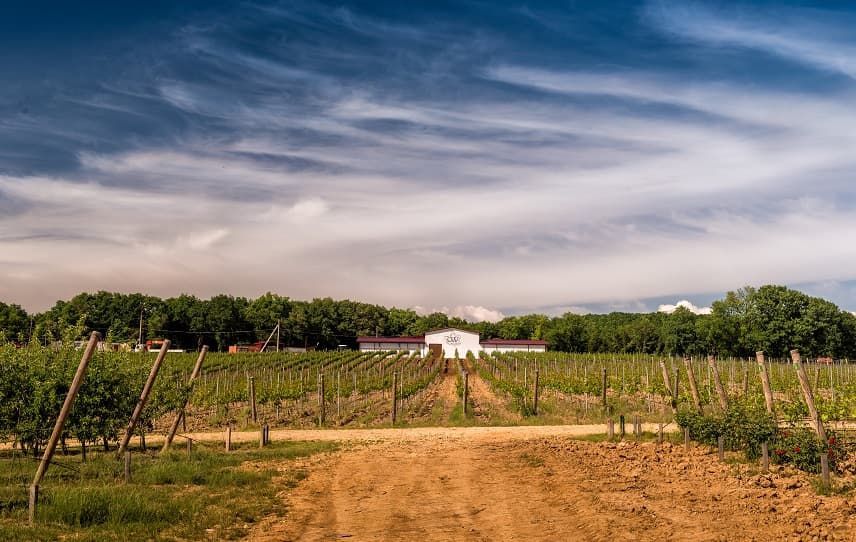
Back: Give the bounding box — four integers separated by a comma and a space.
357, 336, 425, 344
480, 339, 548, 346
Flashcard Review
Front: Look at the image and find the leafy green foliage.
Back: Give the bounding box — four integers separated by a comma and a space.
772, 429, 842, 473
676, 398, 777, 459
0, 342, 191, 455
7, 283, 856, 356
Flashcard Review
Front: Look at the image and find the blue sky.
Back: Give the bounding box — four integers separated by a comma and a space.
3, 1, 856, 319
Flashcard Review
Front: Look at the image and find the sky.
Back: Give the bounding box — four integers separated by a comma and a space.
3, 1, 856, 320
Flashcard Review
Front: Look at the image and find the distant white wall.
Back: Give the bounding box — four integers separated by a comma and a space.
481, 344, 547, 353
358, 342, 424, 354
424, 328, 481, 358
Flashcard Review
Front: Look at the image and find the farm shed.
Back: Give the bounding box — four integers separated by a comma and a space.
357, 328, 547, 358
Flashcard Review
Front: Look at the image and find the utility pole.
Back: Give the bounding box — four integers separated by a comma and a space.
276, 319, 281, 352
137, 305, 145, 349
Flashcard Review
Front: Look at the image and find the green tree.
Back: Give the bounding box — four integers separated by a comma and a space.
243, 293, 292, 342
0, 301, 28, 342
662, 307, 698, 355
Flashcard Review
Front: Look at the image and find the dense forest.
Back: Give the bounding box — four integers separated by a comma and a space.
1, 285, 855, 358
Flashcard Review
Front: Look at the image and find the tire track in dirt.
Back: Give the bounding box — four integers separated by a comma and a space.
245, 429, 856, 542
247, 435, 591, 541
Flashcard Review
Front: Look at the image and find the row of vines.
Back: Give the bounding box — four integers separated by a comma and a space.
473, 351, 856, 423
472, 350, 856, 473
0, 342, 446, 456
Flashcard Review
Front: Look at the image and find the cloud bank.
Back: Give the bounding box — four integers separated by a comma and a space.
657, 300, 712, 316
413, 305, 506, 323
2, 1, 856, 314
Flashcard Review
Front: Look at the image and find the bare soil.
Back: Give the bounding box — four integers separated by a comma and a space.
242, 426, 856, 542
464, 366, 522, 424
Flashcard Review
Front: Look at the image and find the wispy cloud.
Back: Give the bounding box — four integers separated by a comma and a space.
644, 1, 856, 80
2, 1, 856, 313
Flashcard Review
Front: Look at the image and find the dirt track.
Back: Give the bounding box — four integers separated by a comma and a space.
244, 426, 856, 542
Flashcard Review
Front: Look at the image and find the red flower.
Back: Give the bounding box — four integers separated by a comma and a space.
793, 446, 801, 453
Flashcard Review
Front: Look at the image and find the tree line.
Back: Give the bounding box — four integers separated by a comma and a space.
1, 285, 855, 358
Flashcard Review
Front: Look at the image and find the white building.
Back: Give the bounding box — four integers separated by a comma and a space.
357, 327, 547, 357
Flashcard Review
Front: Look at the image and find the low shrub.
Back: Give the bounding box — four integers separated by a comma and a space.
773, 429, 842, 473
677, 398, 846, 473
676, 397, 776, 459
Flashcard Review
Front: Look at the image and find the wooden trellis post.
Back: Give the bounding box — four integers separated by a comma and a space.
30, 331, 101, 525
683, 356, 702, 413
318, 373, 326, 426
391, 371, 398, 424
601, 367, 608, 407
658, 359, 676, 413
533, 367, 540, 415
707, 355, 729, 410
162, 346, 209, 453
118, 340, 170, 455
791, 350, 827, 443
755, 351, 775, 416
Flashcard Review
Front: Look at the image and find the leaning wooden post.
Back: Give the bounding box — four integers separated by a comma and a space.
601, 367, 608, 407
390, 371, 398, 424
658, 359, 676, 413
317, 373, 325, 426
249, 376, 258, 424
462, 371, 469, 415
533, 367, 540, 415
791, 350, 828, 443
118, 340, 170, 455
756, 351, 775, 416
225, 426, 232, 452
682, 356, 703, 414
30, 331, 100, 525
673, 367, 680, 404
162, 346, 209, 453
707, 355, 729, 410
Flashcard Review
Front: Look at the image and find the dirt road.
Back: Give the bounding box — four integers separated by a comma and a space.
244, 426, 856, 542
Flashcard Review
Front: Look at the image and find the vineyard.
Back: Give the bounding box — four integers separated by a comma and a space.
470, 351, 856, 424
4, 342, 856, 450
3, 339, 856, 540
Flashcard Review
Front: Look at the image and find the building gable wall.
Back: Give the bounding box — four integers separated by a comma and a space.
424, 328, 481, 358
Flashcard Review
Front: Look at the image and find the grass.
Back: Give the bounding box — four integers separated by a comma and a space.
0, 440, 336, 541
